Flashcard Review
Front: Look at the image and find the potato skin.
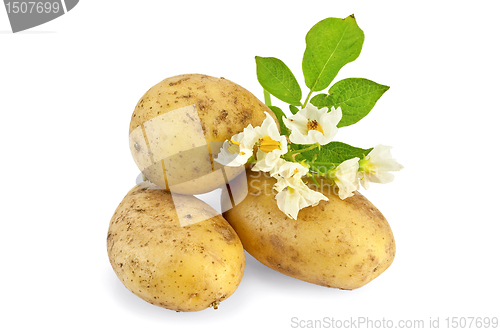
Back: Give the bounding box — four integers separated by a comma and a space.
107, 185, 245, 312
129, 74, 272, 195
223, 171, 395, 290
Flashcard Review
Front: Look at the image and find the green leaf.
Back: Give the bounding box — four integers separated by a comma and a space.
268, 106, 290, 136
256, 56, 302, 106
297, 141, 373, 166
302, 15, 364, 92
310, 78, 389, 127
289, 105, 300, 115
310, 93, 335, 109
329, 78, 389, 127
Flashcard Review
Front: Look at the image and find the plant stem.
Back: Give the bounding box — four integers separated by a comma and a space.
283, 143, 320, 163
289, 142, 320, 155
263, 89, 272, 107
310, 161, 337, 166
302, 89, 314, 108
307, 173, 320, 186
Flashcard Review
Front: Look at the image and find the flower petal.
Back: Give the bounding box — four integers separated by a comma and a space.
274, 174, 328, 220
284, 103, 341, 145
359, 144, 403, 186
333, 158, 360, 199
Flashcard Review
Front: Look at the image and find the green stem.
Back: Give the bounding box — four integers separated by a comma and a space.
310, 161, 337, 166
282, 143, 320, 162
289, 142, 320, 155
309, 162, 338, 177
302, 89, 314, 108
307, 173, 320, 186
263, 89, 272, 107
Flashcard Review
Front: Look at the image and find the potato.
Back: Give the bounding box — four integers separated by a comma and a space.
107, 185, 245, 312
129, 74, 272, 195
222, 171, 395, 290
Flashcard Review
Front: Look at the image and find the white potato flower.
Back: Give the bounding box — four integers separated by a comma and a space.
332, 157, 360, 200
358, 144, 404, 189
251, 112, 288, 172
214, 125, 259, 167
283, 103, 342, 145
270, 160, 309, 180
271, 160, 326, 220
215, 140, 253, 167
274, 174, 328, 220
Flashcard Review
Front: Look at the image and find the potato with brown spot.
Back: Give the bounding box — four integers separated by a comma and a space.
222, 171, 395, 290
107, 185, 245, 312
129, 74, 274, 195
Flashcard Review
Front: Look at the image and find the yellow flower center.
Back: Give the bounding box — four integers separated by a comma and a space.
258, 136, 281, 153
287, 186, 295, 194
307, 119, 324, 135
227, 139, 241, 154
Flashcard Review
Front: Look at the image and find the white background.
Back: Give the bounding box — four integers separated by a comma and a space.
1, 1, 499, 331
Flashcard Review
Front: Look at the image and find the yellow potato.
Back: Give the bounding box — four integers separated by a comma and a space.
107, 185, 245, 312
222, 171, 395, 290
129, 74, 271, 195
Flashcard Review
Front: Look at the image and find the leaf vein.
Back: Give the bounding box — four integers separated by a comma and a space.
310, 25, 349, 92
